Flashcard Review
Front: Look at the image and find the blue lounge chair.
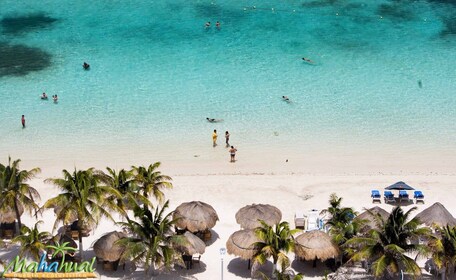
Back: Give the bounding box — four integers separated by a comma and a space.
384, 191, 395, 203
414, 191, 424, 203
371, 190, 381, 203
399, 190, 409, 202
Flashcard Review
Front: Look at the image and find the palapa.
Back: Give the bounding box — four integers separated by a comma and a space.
93, 231, 126, 262
415, 202, 456, 227
295, 230, 339, 261
354, 206, 389, 232
173, 201, 219, 232
235, 204, 282, 229
226, 229, 259, 260
0, 203, 24, 224
174, 231, 206, 256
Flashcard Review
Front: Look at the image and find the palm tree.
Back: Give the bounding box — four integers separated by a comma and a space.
131, 162, 173, 203
96, 167, 150, 212
346, 206, 431, 279
323, 193, 357, 227
428, 225, 456, 279
43, 168, 123, 257
0, 157, 41, 234
116, 200, 184, 275
252, 221, 300, 276
12, 220, 52, 261
46, 241, 78, 264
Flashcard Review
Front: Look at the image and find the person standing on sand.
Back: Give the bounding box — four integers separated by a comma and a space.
212, 129, 218, 147
225, 131, 230, 146
21, 115, 25, 128
229, 146, 237, 162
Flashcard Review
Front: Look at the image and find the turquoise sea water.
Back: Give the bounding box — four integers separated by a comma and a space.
1, 0, 455, 171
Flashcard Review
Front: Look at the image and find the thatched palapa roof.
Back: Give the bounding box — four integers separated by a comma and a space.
415, 202, 456, 227
174, 231, 206, 256
295, 230, 339, 261
226, 229, 260, 260
0, 203, 24, 224
235, 204, 282, 229
173, 201, 219, 232
93, 231, 126, 262
354, 206, 389, 232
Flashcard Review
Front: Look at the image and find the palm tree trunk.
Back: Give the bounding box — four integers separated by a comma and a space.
14, 199, 21, 235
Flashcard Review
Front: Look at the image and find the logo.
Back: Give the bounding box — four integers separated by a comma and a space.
1, 242, 96, 279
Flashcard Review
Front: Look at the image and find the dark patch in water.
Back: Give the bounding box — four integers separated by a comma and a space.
0, 42, 52, 77
302, 0, 339, 8
376, 3, 416, 21
1, 13, 57, 35
441, 17, 456, 36
194, 3, 223, 18
427, 0, 456, 4
193, 3, 245, 21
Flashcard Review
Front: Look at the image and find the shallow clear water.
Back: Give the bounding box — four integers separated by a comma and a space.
1, 0, 455, 170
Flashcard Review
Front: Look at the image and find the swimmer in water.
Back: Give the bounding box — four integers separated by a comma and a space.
41, 92, 48, 100
207, 117, 216, 122
216, 21, 221, 28
205, 21, 211, 28
302, 57, 314, 64
52, 95, 58, 103
83, 62, 90, 70
282, 96, 290, 102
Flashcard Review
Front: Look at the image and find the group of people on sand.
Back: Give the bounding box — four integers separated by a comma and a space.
205, 21, 221, 29
210, 127, 237, 163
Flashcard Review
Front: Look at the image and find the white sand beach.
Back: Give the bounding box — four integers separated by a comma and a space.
2, 157, 455, 279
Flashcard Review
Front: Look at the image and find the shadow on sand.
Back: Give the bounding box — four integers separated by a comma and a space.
227, 258, 274, 279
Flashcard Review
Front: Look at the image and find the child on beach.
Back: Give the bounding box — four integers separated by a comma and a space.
212, 129, 217, 147
225, 131, 230, 146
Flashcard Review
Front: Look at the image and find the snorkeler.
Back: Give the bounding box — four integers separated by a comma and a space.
302, 57, 314, 64
207, 117, 216, 122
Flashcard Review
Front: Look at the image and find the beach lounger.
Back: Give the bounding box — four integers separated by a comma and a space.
384, 191, 395, 203
294, 212, 305, 229
371, 190, 381, 203
399, 190, 409, 202
414, 191, 425, 203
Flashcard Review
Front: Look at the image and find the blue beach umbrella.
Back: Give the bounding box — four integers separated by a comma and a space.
385, 181, 415, 190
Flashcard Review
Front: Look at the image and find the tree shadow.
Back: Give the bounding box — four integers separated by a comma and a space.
291, 258, 332, 278
227, 258, 273, 279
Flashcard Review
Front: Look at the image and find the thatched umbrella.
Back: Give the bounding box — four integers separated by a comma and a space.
173, 201, 219, 232
415, 202, 456, 227
235, 204, 282, 229
226, 229, 260, 269
354, 206, 389, 232
0, 203, 24, 224
295, 230, 339, 267
174, 231, 206, 256
93, 231, 126, 262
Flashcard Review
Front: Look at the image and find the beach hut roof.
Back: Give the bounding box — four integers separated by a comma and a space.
226, 229, 260, 260
235, 204, 282, 229
173, 201, 219, 232
93, 231, 126, 262
354, 206, 389, 232
174, 231, 206, 256
295, 230, 339, 261
415, 202, 456, 227
385, 181, 414, 190
0, 203, 24, 224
